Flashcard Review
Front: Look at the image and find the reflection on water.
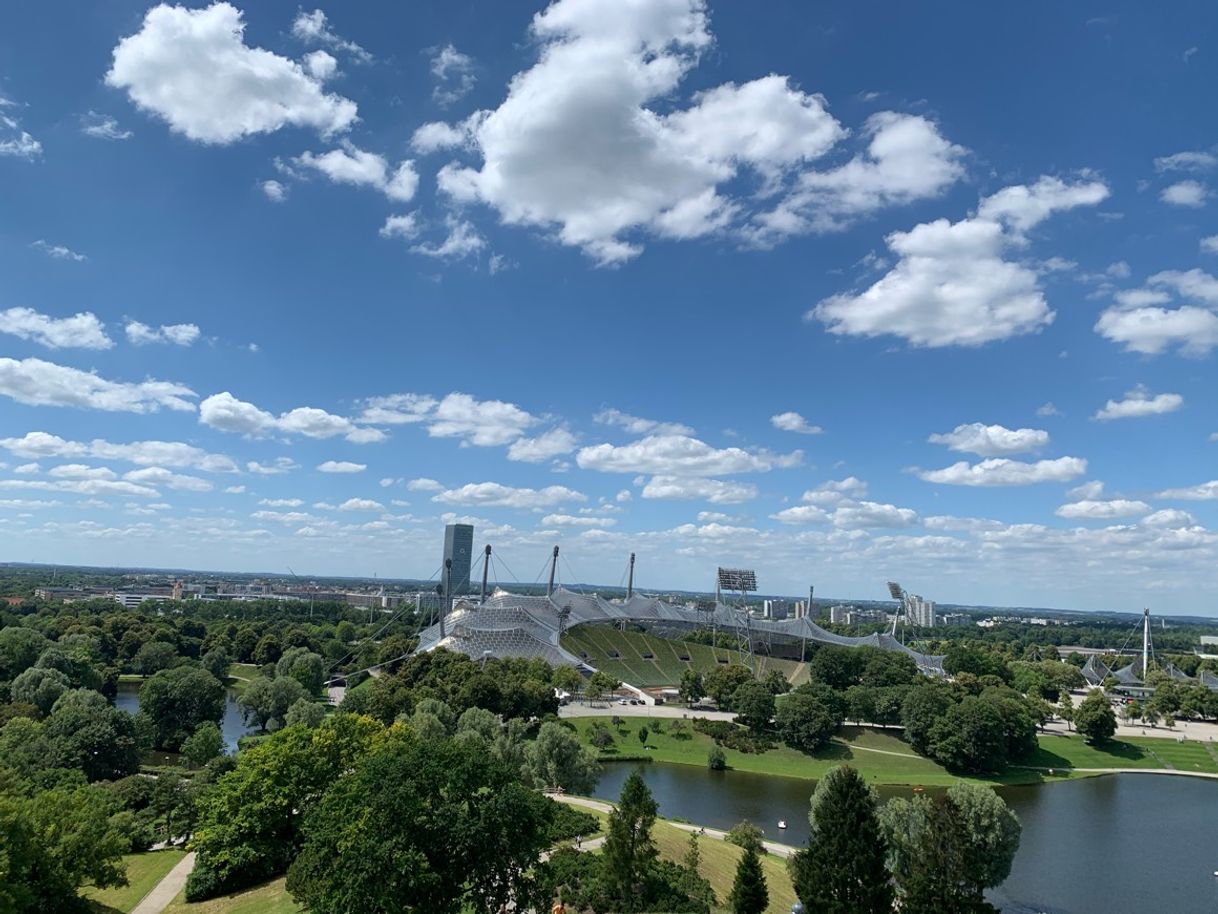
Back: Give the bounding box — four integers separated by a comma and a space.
593, 762, 1218, 914
113, 681, 257, 754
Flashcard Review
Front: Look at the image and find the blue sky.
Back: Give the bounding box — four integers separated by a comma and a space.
0, 0, 1216, 613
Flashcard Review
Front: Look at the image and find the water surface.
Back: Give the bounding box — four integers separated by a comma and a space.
114, 681, 256, 753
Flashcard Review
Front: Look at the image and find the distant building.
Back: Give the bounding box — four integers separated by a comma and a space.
907, 594, 937, 627
847, 608, 889, 626
113, 593, 161, 608
441, 523, 474, 595
762, 599, 790, 620
829, 605, 850, 624
791, 600, 808, 619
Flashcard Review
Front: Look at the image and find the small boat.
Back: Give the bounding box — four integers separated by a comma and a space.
777, 820, 787, 829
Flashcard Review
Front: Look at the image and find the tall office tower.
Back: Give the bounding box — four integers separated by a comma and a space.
441, 523, 474, 595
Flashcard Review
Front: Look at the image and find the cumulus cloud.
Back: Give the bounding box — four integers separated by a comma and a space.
292, 143, 418, 202
831, 500, 919, 529
0, 357, 195, 413
577, 434, 800, 476
430, 44, 476, 106
1154, 151, 1217, 173
640, 476, 758, 504
812, 176, 1108, 347
770, 411, 823, 435
593, 409, 693, 437
507, 428, 578, 462
199, 392, 382, 443
0, 308, 112, 349
337, 497, 382, 511
426, 392, 538, 446
1156, 480, 1218, 501
317, 461, 365, 473
0, 431, 237, 472
259, 498, 302, 507
541, 513, 615, 528
431, 482, 585, 509
262, 180, 287, 202
1202, 236, 1218, 255
0, 478, 159, 498
918, 456, 1087, 486
246, 458, 299, 475
407, 478, 443, 492
379, 213, 419, 240
0, 98, 41, 160
107, 3, 357, 144
409, 217, 486, 260
1092, 388, 1183, 421
928, 422, 1049, 457
125, 321, 201, 346
358, 393, 437, 425
291, 8, 371, 63
30, 240, 88, 262
80, 111, 132, 140
123, 466, 212, 491
434, 0, 959, 264
1056, 499, 1150, 519
1160, 180, 1208, 207
1097, 268, 1218, 356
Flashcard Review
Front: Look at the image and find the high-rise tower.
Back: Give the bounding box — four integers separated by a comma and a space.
442, 523, 474, 596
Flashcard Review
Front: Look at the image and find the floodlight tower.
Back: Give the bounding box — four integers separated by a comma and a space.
887, 581, 907, 638
717, 567, 758, 666
1143, 608, 1151, 678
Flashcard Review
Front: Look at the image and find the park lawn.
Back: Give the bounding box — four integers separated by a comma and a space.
569, 717, 1033, 787
225, 663, 261, 696
83, 849, 186, 913
161, 878, 301, 914
1030, 734, 1176, 770
1128, 736, 1218, 773
652, 819, 799, 914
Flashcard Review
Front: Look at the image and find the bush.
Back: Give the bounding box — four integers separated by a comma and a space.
692, 718, 772, 753
708, 746, 726, 770
546, 802, 601, 843
726, 819, 764, 854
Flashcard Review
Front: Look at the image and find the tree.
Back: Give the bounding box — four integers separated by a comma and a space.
1074, 689, 1116, 744
601, 771, 658, 911
252, 634, 282, 666
708, 746, 726, 770
946, 783, 1021, 895
34, 646, 102, 693
927, 696, 1010, 774
775, 688, 837, 753
552, 664, 583, 696
1057, 692, 1074, 730
140, 665, 226, 750
731, 680, 775, 731
132, 641, 178, 676
10, 665, 70, 715
638, 725, 649, 745
678, 668, 705, 705
275, 647, 325, 695
901, 681, 956, 755
45, 688, 141, 781
789, 766, 892, 914
238, 675, 307, 732
728, 843, 768, 914
586, 671, 620, 702
0, 626, 48, 682
181, 721, 225, 766
287, 735, 555, 914
705, 665, 753, 709
525, 721, 600, 793
201, 647, 232, 683
680, 831, 715, 910
726, 820, 764, 854
285, 698, 327, 728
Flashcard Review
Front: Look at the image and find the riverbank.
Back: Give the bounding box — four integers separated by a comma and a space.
567, 716, 1218, 786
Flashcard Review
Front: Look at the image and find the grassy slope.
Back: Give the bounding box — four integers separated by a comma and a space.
83, 849, 186, 914
572, 717, 1214, 786
225, 663, 260, 697
561, 626, 807, 688
161, 879, 301, 914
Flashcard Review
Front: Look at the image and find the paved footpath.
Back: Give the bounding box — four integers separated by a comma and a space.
130, 851, 195, 914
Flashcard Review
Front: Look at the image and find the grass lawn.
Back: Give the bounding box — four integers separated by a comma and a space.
161, 878, 301, 914
1030, 733, 1218, 774
83, 849, 185, 914
225, 663, 260, 696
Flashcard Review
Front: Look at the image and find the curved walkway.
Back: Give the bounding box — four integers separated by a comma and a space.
1012, 765, 1218, 781
130, 852, 195, 914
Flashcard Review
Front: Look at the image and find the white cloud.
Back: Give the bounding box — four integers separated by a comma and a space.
1155, 151, 1217, 172
411, 119, 472, 154
0, 308, 112, 349
641, 476, 757, 504
507, 428, 578, 462
0, 103, 41, 160
541, 513, 615, 528
436, 0, 958, 264
1147, 269, 1218, 305
291, 9, 371, 63
337, 497, 382, 512
125, 321, 201, 346
1096, 305, 1218, 356
0, 478, 159, 498
107, 2, 357, 144
831, 500, 919, 529
123, 466, 212, 491
259, 498, 302, 507
293, 143, 418, 202
430, 44, 476, 106
13, 463, 38, 474
30, 240, 87, 262
358, 393, 436, 425
812, 177, 1108, 347
594, 409, 693, 437
0, 431, 237, 472
1036, 402, 1061, 417
798, 477, 869, 506
1201, 236, 1218, 255
577, 434, 800, 476
928, 422, 1049, 456
303, 50, 337, 81
1067, 480, 1105, 501
379, 213, 419, 240
48, 464, 116, 481
1141, 508, 1196, 527
80, 111, 132, 140
246, 458, 299, 475
431, 482, 585, 509
262, 180, 287, 202
1093, 388, 1183, 421
1156, 480, 1218, 501
199, 392, 382, 443
918, 456, 1087, 486
426, 392, 538, 446
770, 411, 823, 435
409, 217, 485, 260
1160, 180, 1208, 207
317, 460, 365, 473
1056, 499, 1150, 519
407, 477, 443, 492
0, 357, 195, 413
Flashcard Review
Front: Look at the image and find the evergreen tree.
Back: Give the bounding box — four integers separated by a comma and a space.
681, 831, 715, 909
899, 796, 978, 914
601, 770, 658, 911
729, 843, 769, 914
789, 765, 893, 914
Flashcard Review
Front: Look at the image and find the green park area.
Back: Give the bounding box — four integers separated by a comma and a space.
569, 716, 1218, 786
161, 879, 300, 914
82, 849, 186, 913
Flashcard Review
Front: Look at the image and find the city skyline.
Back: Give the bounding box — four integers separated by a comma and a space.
1, 1, 1217, 613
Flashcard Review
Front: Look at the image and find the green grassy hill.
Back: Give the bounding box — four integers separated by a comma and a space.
561, 624, 807, 687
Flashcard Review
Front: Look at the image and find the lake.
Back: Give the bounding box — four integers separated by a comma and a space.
113, 681, 257, 753
593, 762, 1218, 914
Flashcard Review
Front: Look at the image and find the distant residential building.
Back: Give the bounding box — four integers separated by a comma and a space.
906, 594, 937, 627
762, 599, 790, 620
829, 605, 850, 624
847, 608, 888, 626
791, 600, 808, 619
939, 612, 971, 626
113, 593, 162, 608
442, 523, 474, 595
